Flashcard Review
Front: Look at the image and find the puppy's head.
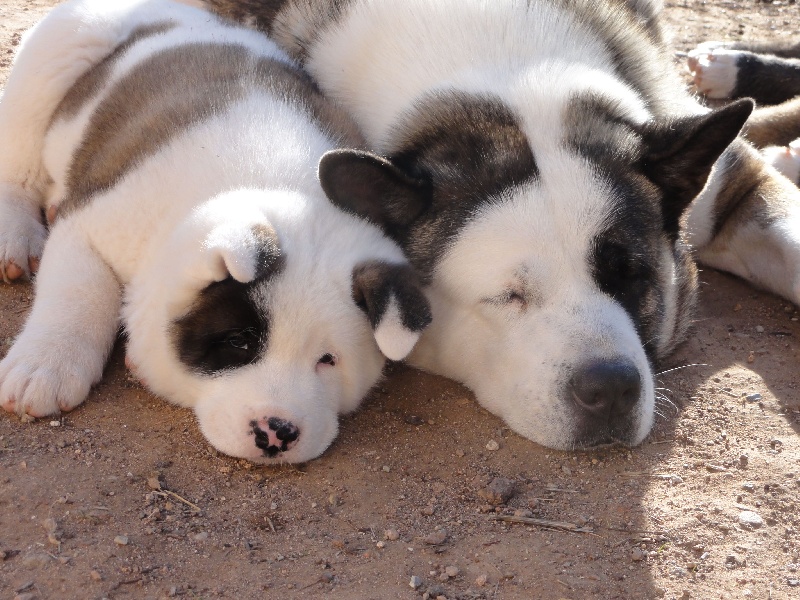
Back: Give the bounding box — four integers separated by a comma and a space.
125, 190, 430, 463
320, 89, 752, 450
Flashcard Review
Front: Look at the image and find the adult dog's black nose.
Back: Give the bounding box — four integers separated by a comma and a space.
570, 358, 641, 422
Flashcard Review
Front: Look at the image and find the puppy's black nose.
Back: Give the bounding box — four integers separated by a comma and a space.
570, 358, 641, 422
251, 417, 300, 457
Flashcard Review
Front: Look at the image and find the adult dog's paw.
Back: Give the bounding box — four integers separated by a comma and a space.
762, 140, 800, 185
0, 183, 47, 282
686, 45, 742, 99
0, 339, 94, 417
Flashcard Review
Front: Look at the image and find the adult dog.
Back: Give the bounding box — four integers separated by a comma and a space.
198, 0, 800, 451
0, 0, 431, 463
688, 39, 800, 184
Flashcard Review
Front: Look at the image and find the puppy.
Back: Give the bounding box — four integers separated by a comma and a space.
199, 0, 800, 450
0, 0, 431, 463
688, 40, 800, 184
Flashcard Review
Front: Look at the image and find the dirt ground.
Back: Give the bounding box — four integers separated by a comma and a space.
1, 1, 799, 599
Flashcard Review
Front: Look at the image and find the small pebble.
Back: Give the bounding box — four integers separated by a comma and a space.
631, 547, 646, 562
742, 482, 755, 492
90, 570, 103, 582
384, 529, 399, 541
738, 511, 764, 528
485, 440, 500, 451
376, 541, 385, 549
739, 455, 749, 468
114, 535, 129, 546
745, 393, 762, 402
478, 477, 516, 505
409, 575, 423, 589
787, 579, 799, 587
445, 565, 459, 577
424, 530, 448, 545
49, 420, 60, 427
475, 574, 488, 587
755, 325, 764, 333
193, 532, 208, 542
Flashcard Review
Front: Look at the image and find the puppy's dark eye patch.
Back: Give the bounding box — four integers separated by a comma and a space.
171, 279, 267, 375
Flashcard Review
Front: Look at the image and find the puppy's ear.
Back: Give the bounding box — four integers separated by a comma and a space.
352, 261, 432, 361
201, 221, 283, 284
640, 98, 753, 236
319, 149, 431, 234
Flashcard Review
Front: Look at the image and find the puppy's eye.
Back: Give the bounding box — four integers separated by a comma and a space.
318, 353, 337, 367
224, 328, 257, 350
506, 290, 526, 305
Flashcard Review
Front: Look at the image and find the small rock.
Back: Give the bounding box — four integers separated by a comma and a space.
49, 420, 61, 427
739, 455, 749, 468
90, 570, 103, 582
384, 529, 399, 541
755, 325, 764, 333
146, 476, 162, 490
478, 477, 516, 505
421, 506, 435, 516
21, 553, 52, 570
114, 535, 129, 546
409, 575, 423, 589
485, 440, 500, 451
423, 530, 448, 545
725, 554, 746, 569
193, 532, 208, 542
475, 574, 488, 587
631, 547, 646, 562
787, 579, 799, 587
445, 565, 459, 577
745, 393, 762, 402
376, 541, 385, 549
669, 475, 684, 485
738, 511, 764, 528
741, 482, 755, 492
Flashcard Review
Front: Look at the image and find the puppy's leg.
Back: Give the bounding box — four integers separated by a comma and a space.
687, 44, 800, 105
0, 225, 120, 417
685, 138, 800, 305
0, 0, 137, 281
744, 97, 800, 149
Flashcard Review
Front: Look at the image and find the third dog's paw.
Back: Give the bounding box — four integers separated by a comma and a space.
762, 140, 800, 185
0, 184, 46, 282
686, 46, 742, 99
0, 338, 94, 418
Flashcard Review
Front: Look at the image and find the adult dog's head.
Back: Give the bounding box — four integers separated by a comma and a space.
124, 189, 431, 463
320, 86, 752, 450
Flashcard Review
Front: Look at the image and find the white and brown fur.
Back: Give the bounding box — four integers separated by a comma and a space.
198, 0, 800, 450
0, 0, 432, 463
688, 39, 800, 184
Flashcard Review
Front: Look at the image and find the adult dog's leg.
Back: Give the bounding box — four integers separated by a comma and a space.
0, 0, 138, 281
743, 97, 800, 149
687, 43, 800, 105
685, 138, 800, 305
0, 225, 121, 417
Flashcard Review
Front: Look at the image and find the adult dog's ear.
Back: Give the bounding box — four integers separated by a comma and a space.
319, 149, 431, 234
641, 98, 753, 236
352, 261, 432, 361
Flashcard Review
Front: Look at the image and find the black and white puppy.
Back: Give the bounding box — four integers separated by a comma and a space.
199, 0, 800, 450
688, 39, 800, 184
0, 0, 431, 463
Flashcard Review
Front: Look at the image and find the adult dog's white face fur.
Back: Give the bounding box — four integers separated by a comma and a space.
321, 92, 751, 450
125, 191, 430, 464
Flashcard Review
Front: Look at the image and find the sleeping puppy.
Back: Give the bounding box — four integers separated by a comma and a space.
687, 39, 800, 184
198, 0, 800, 450
0, 0, 431, 463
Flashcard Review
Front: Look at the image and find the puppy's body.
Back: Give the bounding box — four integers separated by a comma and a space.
202, 0, 800, 449
0, 0, 431, 463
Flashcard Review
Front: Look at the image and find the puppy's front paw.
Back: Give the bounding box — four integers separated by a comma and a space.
687, 46, 741, 99
762, 140, 800, 185
0, 337, 95, 417
0, 183, 47, 282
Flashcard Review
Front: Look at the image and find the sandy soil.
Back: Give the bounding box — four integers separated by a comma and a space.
1, 1, 799, 599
